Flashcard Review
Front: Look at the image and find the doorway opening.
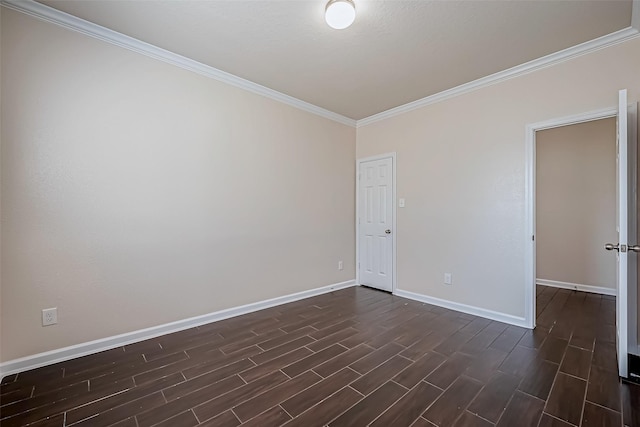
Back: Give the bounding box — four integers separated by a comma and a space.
525, 98, 638, 379
534, 117, 618, 370
535, 118, 617, 300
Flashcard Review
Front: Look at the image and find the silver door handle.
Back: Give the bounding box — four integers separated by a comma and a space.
630, 245, 640, 253
605, 243, 620, 251
385, 229, 391, 234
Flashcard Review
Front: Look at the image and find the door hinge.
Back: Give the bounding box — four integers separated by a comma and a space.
532, 235, 535, 241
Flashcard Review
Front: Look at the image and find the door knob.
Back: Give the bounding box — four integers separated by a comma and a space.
385, 229, 391, 234
605, 243, 620, 251
629, 245, 640, 253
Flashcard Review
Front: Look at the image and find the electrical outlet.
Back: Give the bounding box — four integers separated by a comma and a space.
338, 260, 344, 270
444, 273, 452, 285
42, 308, 57, 326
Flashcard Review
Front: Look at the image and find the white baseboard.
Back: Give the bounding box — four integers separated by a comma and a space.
536, 279, 616, 296
0, 279, 356, 378
393, 289, 529, 328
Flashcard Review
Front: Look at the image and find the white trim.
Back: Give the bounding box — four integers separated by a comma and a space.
525, 107, 618, 330
394, 289, 529, 328
524, 118, 536, 329
536, 279, 617, 296
355, 153, 397, 293
0, 0, 356, 128
393, 154, 397, 294
0, 280, 356, 378
632, 0, 640, 31
357, 27, 639, 127
527, 107, 619, 132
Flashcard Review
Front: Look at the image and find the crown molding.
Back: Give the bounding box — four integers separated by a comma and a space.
3, 0, 637, 131
0, 0, 357, 128
357, 26, 640, 127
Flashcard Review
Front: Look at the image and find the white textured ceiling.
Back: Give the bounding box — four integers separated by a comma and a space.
39, 0, 633, 120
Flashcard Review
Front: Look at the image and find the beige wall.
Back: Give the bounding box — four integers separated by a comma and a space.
0, 10, 355, 362
536, 118, 617, 289
3, 7, 640, 364
356, 36, 640, 319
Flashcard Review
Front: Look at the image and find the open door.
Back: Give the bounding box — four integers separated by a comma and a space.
617, 89, 629, 378
607, 89, 639, 379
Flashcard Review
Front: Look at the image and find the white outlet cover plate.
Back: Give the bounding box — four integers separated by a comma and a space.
42, 308, 58, 326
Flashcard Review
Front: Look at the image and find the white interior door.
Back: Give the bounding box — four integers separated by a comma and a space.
358, 157, 393, 292
613, 89, 633, 378
628, 103, 639, 361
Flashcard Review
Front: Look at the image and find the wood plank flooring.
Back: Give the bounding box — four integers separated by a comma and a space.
1, 285, 639, 426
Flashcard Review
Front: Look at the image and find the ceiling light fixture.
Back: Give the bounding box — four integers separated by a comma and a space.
325, 0, 356, 30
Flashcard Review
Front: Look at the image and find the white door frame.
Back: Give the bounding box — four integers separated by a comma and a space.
356, 152, 397, 293
524, 107, 618, 329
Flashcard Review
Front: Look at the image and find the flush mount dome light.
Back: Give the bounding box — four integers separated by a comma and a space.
325, 0, 355, 30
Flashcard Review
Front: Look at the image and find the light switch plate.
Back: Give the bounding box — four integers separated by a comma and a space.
399, 198, 405, 208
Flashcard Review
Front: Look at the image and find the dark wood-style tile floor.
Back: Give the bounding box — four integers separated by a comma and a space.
1, 285, 639, 426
